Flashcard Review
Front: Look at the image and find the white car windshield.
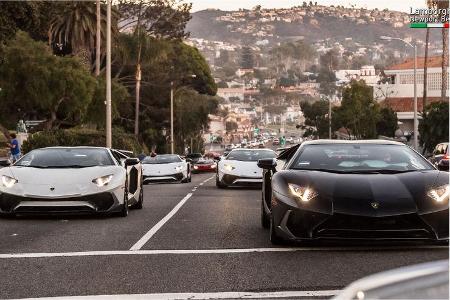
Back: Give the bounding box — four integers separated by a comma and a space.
226, 150, 277, 162
291, 144, 433, 173
15, 148, 114, 168
142, 155, 182, 164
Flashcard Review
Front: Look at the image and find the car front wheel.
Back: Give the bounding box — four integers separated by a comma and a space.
269, 215, 283, 245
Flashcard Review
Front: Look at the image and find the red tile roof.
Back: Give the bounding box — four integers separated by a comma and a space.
380, 97, 447, 112
386, 56, 442, 70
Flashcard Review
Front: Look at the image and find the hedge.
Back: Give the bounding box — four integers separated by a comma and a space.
22, 129, 147, 155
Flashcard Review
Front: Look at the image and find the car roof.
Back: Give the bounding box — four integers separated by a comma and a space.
302, 139, 405, 146
41, 146, 109, 150
230, 148, 275, 152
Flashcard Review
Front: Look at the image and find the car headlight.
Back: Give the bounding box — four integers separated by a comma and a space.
92, 175, 113, 187
2, 175, 17, 188
428, 185, 449, 203
288, 184, 318, 203
211, 164, 216, 169
175, 165, 183, 172
223, 164, 235, 172
193, 165, 198, 170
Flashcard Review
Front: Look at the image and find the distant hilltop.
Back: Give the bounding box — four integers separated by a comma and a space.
187, 4, 436, 46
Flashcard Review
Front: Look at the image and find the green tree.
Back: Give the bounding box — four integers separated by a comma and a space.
0, 31, 96, 130
240, 46, 254, 69
376, 107, 398, 138
419, 102, 449, 154
300, 100, 329, 138
0, 1, 56, 45
332, 80, 379, 139
49, 1, 119, 69
85, 77, 129, 129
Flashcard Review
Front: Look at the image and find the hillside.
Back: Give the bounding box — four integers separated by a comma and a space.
187, 7, 439, 48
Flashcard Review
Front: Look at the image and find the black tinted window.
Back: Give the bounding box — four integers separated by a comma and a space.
227, 150, 277, 161
16, 148, 114, 168
291, 144, 432, 172
142, 155, 182, 164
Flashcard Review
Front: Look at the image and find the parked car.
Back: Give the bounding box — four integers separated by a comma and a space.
429, 142, 449, 171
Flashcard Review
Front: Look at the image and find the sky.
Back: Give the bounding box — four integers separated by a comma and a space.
190, 0, 425, 13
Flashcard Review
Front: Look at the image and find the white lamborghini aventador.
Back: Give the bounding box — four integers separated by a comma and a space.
141, 154, 191, 184
216, 148, 277, 188
0, 147, 143, 217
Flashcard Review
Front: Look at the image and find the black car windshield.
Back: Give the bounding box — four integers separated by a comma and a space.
290, 144, 433, 173
142, 155, 181, 164
227, 149, 277, 161
187, 153, 202, 159
15, 148, 114, 168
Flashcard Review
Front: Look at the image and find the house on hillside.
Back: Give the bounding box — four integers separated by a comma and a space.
375, 56, 449, 133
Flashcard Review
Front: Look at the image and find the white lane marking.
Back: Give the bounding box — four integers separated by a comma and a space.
0, 246, 446, 259
199, 182, 204, 186
129, 193, 193, 251
17, 290, 341, 299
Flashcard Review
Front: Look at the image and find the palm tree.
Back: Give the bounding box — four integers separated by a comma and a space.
49, 1, 118, 72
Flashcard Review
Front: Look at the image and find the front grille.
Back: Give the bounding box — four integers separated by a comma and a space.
144, 172, 183, 182
222, 174, 261, 185
0, 192, 115, 213
314, 214, 433, 239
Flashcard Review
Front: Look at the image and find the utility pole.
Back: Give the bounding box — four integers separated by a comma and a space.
170, 81, 174, 154
95, 0, 101, 76
413, 44, 418, 150
328, 98, 332, 139
105, 0, 112, 148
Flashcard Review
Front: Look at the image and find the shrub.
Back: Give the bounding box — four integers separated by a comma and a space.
22, 128, 147, 155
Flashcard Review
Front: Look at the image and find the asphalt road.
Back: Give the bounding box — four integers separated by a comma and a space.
0, 172, 448, 299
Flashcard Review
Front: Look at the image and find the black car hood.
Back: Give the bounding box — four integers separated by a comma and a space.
274, 170, 448, 217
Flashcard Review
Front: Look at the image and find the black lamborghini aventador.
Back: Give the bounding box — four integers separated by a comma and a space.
257, 140, 449, 245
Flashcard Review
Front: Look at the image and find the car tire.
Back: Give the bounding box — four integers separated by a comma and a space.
216, 176, 227, 189
120, 191, 129, 217
269, 215, 283, 245
261, 198, 270, 229
132, 184, 144, 209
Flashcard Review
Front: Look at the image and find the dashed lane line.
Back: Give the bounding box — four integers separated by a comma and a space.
16, 290, 342, 299
129, 193, 193, 251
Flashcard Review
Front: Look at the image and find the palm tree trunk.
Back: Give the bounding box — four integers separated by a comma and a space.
134, 0, 143, 137
423, 28, 429, 110
95, 0, 101, 76
441, 27, 448, 101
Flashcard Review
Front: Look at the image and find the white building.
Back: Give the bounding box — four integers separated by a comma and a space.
376, 56, 449, 133
335, 65, 379, 86
217, 88, 245, 101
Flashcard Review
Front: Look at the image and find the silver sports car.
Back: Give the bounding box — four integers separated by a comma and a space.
0, 147, 143, 217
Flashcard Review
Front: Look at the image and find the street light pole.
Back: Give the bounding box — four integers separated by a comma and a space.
413, 44, 418, 150
170, 81, 174, 154
380, 36, 418, 150
105, 0, 112, 148
328, 98, 332, 139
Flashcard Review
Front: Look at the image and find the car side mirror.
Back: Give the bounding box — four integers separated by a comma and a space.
257, 158, 277, 170
124, 158, 140, 167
